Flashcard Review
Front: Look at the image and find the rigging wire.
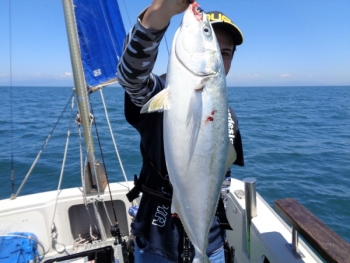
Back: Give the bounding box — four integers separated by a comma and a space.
120, 0, 170, 57
88, 91, 130, 263
164, 35, 170, 56
9, 0, 15, 198
99, 0, 118, 59
75, 97, 107, 242
13, 92, 75, 199
121, 0, 132, 29
99, 89, 130, 190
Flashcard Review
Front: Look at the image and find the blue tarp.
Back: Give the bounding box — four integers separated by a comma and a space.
0, 232, 38, 263
73, 0, 126, 88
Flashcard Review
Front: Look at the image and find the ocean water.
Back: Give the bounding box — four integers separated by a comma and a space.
0, 86, 349, 244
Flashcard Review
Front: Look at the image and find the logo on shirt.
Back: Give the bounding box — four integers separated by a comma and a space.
152, 205, 169, 227
228, 109, 235, 145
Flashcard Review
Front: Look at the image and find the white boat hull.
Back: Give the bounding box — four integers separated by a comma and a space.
226, 178, 322, 263
0, 182, 134, 260
0, 179, 322, 262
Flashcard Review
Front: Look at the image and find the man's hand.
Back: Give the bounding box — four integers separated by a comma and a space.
142, 0, 195, 30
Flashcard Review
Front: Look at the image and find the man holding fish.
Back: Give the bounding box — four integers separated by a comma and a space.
117, 0, 244, 262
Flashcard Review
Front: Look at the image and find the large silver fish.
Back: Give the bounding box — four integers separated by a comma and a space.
141, 2, 235, 262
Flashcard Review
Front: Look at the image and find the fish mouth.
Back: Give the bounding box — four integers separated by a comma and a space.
191, 2, 203, 22
174, 1, 217, 79
175, 4, 217, 78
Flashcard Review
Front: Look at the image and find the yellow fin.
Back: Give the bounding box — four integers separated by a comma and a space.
225, 140, 237, 174
140, 88, 170, 114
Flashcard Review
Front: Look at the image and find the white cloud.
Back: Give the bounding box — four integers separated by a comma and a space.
60, 72, 72, 78
281, 73, 290, 78
0, 73, 9, 78
235, 74, 259, 80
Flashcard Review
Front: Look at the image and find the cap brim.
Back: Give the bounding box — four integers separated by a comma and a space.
211, 22, 243, 46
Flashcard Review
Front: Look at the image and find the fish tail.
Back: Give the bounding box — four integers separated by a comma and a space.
193, 253, 210, 263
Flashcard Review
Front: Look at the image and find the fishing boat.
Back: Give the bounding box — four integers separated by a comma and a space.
1, 1, 349, 263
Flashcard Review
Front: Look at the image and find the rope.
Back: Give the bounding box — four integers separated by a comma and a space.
50, 90, 75, 233
78, 118, 100, 242
72, 230, 100, 253
92, 200, 107, 241
86, 105, 102, 198
48, 91, 76, 257
51, 223, 70, 255
0, 234, 47, 262
89, 95, 119, 223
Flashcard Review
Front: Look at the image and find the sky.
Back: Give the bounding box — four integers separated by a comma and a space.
0, 0, 349, 87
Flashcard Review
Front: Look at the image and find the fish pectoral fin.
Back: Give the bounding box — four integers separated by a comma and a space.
140, 88, 170, 113
225, 140, 237, 174
193, 76, 213, 90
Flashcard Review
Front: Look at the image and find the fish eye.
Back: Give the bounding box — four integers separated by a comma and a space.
203, 26, 211, 35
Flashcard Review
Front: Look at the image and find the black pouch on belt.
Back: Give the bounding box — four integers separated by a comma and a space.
224, 240, 235, 263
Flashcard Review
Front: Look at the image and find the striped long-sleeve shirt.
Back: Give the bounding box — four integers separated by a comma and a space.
117, 11, 244, 208
117, 10, 167, 107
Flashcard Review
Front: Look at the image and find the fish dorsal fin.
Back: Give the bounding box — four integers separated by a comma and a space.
225, 140, 237, 174
140, 88, 170, 113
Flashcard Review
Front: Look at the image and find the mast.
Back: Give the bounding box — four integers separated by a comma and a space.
61, 0, 100, 191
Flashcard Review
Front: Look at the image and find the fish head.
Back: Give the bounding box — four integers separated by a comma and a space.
174, 2, 224, 79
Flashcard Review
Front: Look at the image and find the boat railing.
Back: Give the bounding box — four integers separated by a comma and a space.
274, 198, 350, 263
243, 177, 258, 258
